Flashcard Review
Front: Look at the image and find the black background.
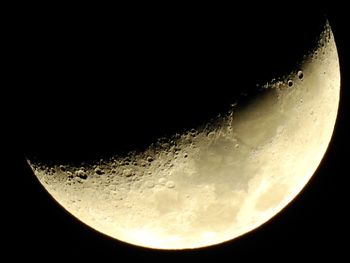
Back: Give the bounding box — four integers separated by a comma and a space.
6, 4, 349, 261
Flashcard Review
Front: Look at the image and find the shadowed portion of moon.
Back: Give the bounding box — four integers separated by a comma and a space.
28, 21, 340, 249
19, 11, 327, 163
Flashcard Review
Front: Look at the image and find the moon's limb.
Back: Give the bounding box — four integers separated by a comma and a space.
28, 22, 340, 249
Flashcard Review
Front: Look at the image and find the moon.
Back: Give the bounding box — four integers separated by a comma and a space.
28, 21, 340, 249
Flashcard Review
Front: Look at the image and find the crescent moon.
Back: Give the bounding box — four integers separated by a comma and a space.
28, 21, 340, 249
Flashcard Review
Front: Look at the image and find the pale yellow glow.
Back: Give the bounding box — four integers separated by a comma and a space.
29, 22, 340, 249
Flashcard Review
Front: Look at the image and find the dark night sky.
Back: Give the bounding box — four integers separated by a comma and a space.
6, 5, 349, 261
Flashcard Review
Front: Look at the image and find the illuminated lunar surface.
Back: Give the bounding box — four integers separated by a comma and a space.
28, 22, 340, 249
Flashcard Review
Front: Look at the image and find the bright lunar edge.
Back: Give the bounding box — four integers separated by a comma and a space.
28, 21, 340, 249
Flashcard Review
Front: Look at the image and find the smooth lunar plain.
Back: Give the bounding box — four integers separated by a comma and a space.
29, 22, 340, 249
